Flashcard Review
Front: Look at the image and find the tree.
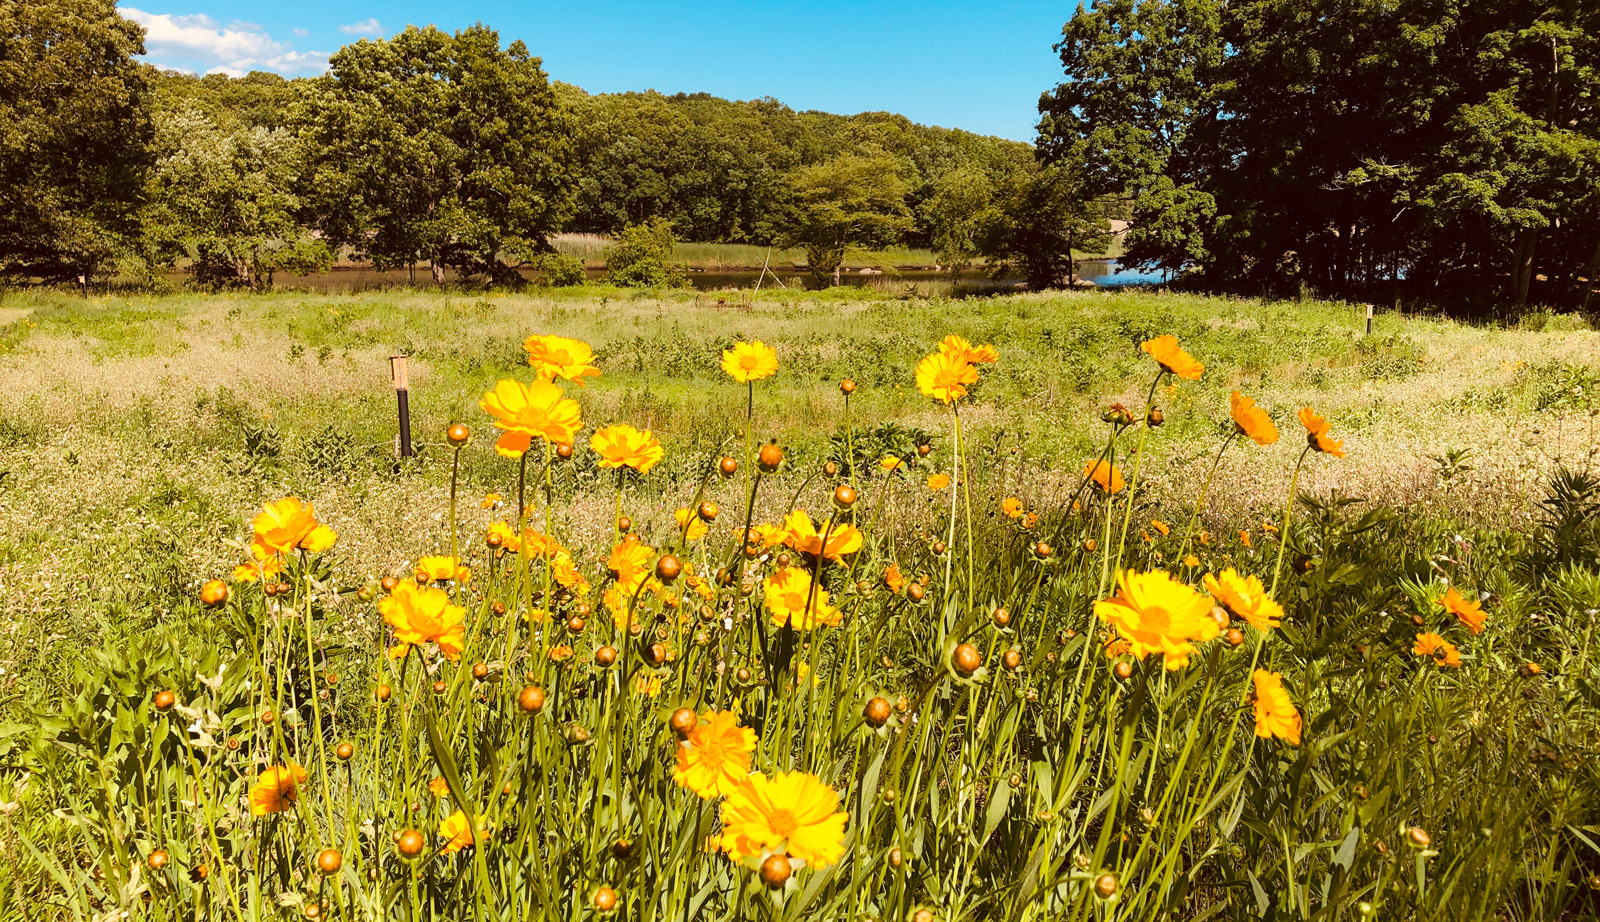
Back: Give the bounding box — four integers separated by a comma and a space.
980, 162, 1112, 289
296, 25, 576, 283
783, 155, 912, 285
604, 218, 688, 288
920, 165, 995, 272
0, 0, 152, 281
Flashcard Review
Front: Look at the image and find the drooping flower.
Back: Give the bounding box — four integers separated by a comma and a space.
720, 771, 848, 869
672, 710, 758, 799
480, 379, 583, 457
1413, 632, 1462, 668
381, 581, 466, 661
438, 810, 479, 854
927, 473, 951, 491
522, 526, 569, 560
1298, 407, 1345, 458
1094, 570, 1220, 670
250, 498, 337, 560
720, 341, 779, 382
1084, 459, 1126, 494
1003, 496, 1024, 518
1203, 568, 1283, 630
523, 334, 600, 386
415, 555, 469, 584
248, 764, 308, 816
750, 523, 788, 550
675, 507, 708, 541
1251, 670, 1302, 745
233, 555, 284, 583
1230, 391, 1279, 446
936, 334, 999, 365
1140, 334, 1205, 380
590, 424, 664, 474
1439, 586, 1487, 635
549, 552, 589, 595
763, 568, 842, 630
915, 350, 980, 405
883, 563, 906, 592
781, 510, 864, 561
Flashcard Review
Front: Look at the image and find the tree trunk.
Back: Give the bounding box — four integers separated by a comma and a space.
1584, 235, 1600, 314
431, 260, 445, 285
1512, 228, 1539, 307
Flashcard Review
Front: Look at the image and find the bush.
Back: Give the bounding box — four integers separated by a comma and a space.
530, 251, 586, 287
604, 218, 689, 288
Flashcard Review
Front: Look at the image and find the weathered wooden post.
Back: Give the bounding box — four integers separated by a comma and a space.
389, 354, 414, 458
1365, 303, 1374, 336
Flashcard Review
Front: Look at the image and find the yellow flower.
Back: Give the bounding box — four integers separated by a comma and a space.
1251, 670, 1302, 745
763, 567, 841, 630
927, 473, 950, 491
415, 555, 469, 584
880, 455, 904, 472
1413, 632, 1462, 668
1439, 586, 1487, 635
607, 536, 654, 584
428, 776, 451, 798
633, 672, 664, 697
1022, 512, 1039, 529
1084, 459, 1125, 494
1239, 530, 1251, 547
750, 522, 788, 550
1230, 391, 1279, 446
523, 334, 600, 386
675, 507, 708, 541
672, 710, 758, 799
522, 526, 569, 560
781, 510, 864, 561
250, 497, 337, 560
936, 334, 999, 365
248, 764, 308, 816
438, 810, 479, 854
1094, 570, 1220, 670
1002, 496, 1024, 518
486, 520, 520, 553
1183, 554, 1200, 568
915, 350, 979, 404
549, 552, 589, 595
720, 771, 848, 869
380, 581, 466, 661
720, 340, 779, 382
1203, 568, 1283, 630
883, 563, 906, 592
590, 424, 664, 474
1298, 407, 1345, 457
480, 379, 583, 457
233, 555, 284, 583
1140, 334, 1204, 380
481, 492, 503, 510
1151, 519, 1170, 536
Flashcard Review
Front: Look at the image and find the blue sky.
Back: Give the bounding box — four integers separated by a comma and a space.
117, 1, 1070, 140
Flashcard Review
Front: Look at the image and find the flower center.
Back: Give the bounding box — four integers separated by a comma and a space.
767, 808, 797, 837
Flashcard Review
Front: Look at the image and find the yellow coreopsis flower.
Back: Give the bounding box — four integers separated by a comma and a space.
672, 710, 758, 799
486, 520, 520, 553
936, 334, 999, 365
1413, 632, 1462, 668
1095, 570, 1220, 670
380, 581, 466, 661
675, 507, 708, 541
763, 567, 842, 630
1151, 519, 1171, 536
1298, 407, 1345, 458
880, 455, 905, 473
781, 509, 864, 561
915, 350, 979, 405
720, 340, 779, 382
927, 473, 951, 491
720, 771, 848, 868
1251, 670, 1302, 745
438, 810, 479, 854
1203, 568, 1283, 630
415, 555, 469, 584
1230, 391, 1279, 446
590, 424, 664, 474
1084, 459, 1126, 494
1439, 586, 1487, 635
1002, 496, 1024, 518
523, 334, 600, 386
480, 379, 583, 457
481, 492, 503, 510
607, 536, 654, 584
248, 764, 308, 816
428, 776, 451, 798
1140, 334, 1204, 380
883, 563, 906, 592
250, 497, 337, 560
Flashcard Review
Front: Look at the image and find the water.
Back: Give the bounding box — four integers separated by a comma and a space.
163, 258, 1165, 293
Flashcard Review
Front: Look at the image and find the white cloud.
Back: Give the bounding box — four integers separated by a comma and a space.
338, 18, 382, 36
293, 27, 309, 37
121, 8, 328, 75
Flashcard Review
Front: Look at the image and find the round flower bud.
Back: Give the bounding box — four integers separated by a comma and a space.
147, 850, 169, 870
380, 576, 398, 593
356, 584, 376, 602
1093, 873, 1118, 899
931, 540, 946, 556
735, 667, 753, 685
396, 829, 424, 858
833, 484, 858, 510
431, 680, 448, 696
335, 742, 355, 761
1146, 408, 1164, 427
316, 848, 342, 875
153, 690, 176, 712
911, 909, 932, 922
889, 847, 905, 869
839, 379, 856, 395
617, 517, 632, 534
644, 643, 667, 666
1002, 650, 1023, 672
260, 710, 276, 725
1224, 629, 1244, 648
916, 443, 931, 457
1113, 661, 1133, 680
697, 501, 718, 522
952, 644, 981, 677
669, 707, 696, 738
595, 646, 618, 668
567, 616, 587, 633
906, 583, 926, 603
593, 886, 618, 912
517, 686, 546, 714
759, 853, 792, 889
1406, 826, 1431, 849
446, 423, 471, 446
991, 608, 1011, 627
200, 579, 229, 608
612, 839, 632, 860
757, 443, 784, 473
655, 555, 682, 583
472, 662, 489, 680
556, 442, 574, 460
375, 684, 392, 702
718, 456, 739, 477
864, 697, 891, 727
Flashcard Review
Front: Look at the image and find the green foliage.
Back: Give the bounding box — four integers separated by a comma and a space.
980, 163, 1113, 289
603, 218, 689, 288
530, 251, 587, 287
784, 154, 913, 285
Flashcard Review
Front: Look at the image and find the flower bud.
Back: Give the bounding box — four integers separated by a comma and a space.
446, 423, 470, 446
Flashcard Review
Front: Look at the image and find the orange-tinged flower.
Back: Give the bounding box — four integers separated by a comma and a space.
915, 350, 979, 404
1413, 632, 1461, 668
1151, 519, 1171, 536
1230, 391, 1279, 446
415, 555, 469, 584
233, 555, 284, 583
549, 644, 574, 661
438, 810, 479, 854
721, 340, 779, 382
481, 493, 503, 510
937, 334, 998, 365
634, 672, 664, 697
1440, 586, 1487, 635
523, 334, 600, 386
1203, 568, 1283, 630
750, 523, 787, 550
720, 771, 847, 868
880, 455, 904, 472
673, 710, 758, 799
781, 510, 864, 561
607, 536, 654, 584
1141, 334, 1204, 380
1183, 554, 1200, 568
250, 497, 337, 560
763, 567, 841, 630
1298, 407, 1345, 458
549, 552, 588, 594
1084, 459, 1126, 494
1252, 670, 1302, 745
1022, 512, 1039, 529
675, 507, 708, 541
1094, 570, 1220, 670
1239, 530, 1251, 547
927, 473, 950, 491
1003, 496, 1024, 518
480, 379, 583, 457
381, 581, 466, 661
249, 764, 308, 816
428, 776, 451, 798
522, 526, 569, 560
486, 521, 520, 553
883, 563, 905, 592
590, 424, 664, 474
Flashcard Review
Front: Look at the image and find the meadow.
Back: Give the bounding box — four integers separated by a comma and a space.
0, 286, 1597, 920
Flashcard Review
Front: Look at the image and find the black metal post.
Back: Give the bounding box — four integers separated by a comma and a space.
396, 388, 413, 458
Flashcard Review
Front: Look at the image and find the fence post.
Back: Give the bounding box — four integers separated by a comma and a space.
390, 355, 413, 459
1365, 303, 1374, 336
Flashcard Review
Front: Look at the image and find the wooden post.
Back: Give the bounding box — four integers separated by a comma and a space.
389, 355, 413, 459
78, 275, 87, 299
1364, 303, 1374, 336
